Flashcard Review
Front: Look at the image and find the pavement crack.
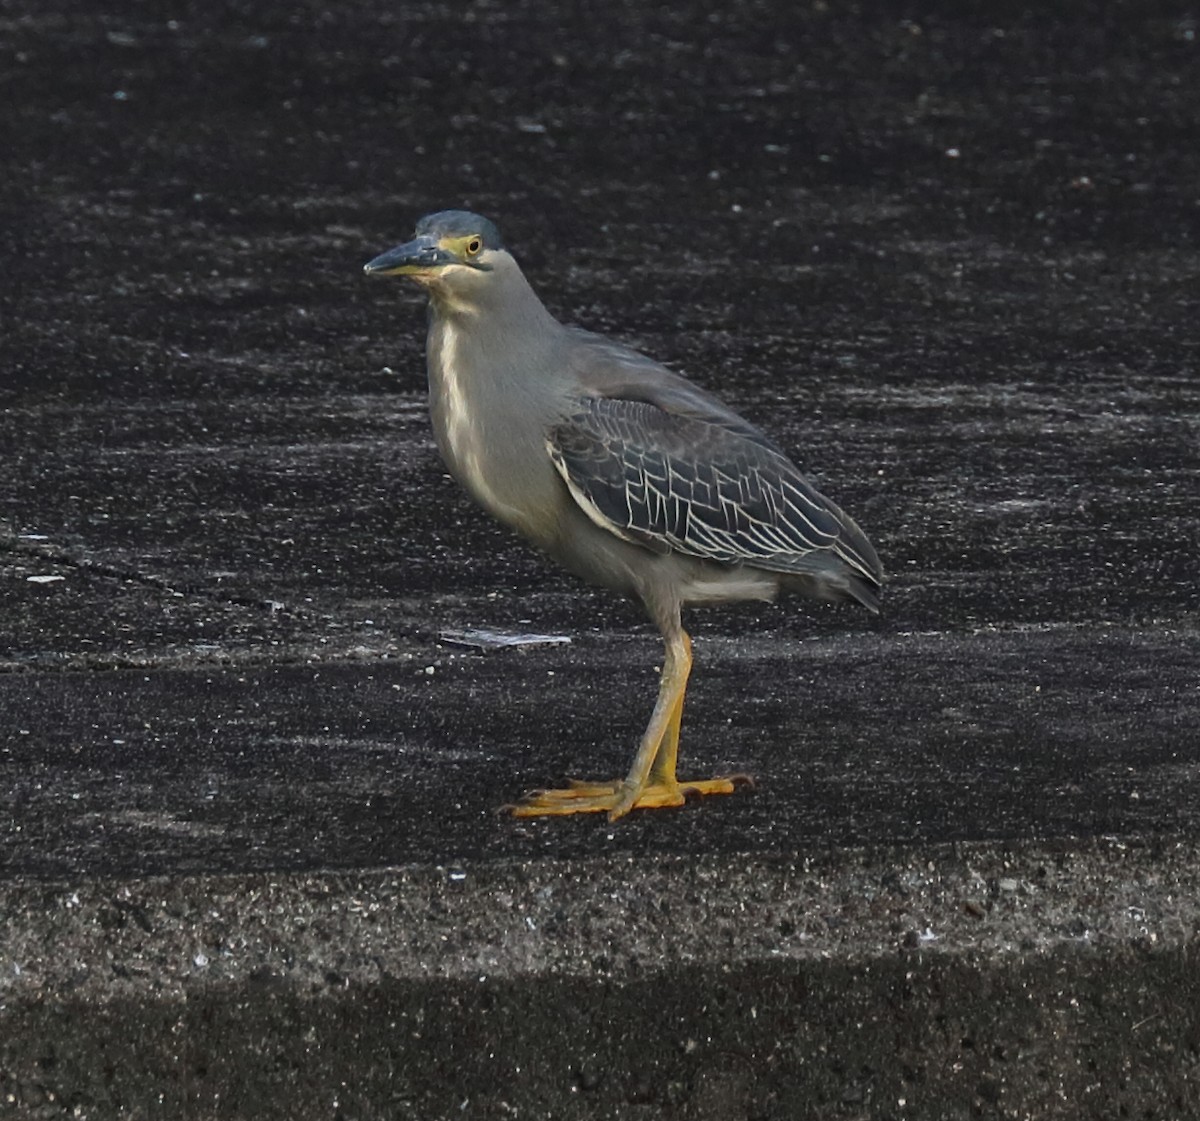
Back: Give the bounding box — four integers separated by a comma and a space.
1, 525, 434, 673
2, 526, 317, 621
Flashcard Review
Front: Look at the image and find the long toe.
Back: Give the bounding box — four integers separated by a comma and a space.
507, 774, 749, 819
677, 773, 755, 798
508, 785, 623, 817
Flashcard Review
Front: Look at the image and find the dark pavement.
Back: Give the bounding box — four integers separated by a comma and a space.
1, 3, 1199, 1117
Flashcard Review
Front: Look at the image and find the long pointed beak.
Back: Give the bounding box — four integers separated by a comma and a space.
363, 236, 455, 277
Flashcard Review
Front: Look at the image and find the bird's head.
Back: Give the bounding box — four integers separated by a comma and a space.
364, 210, 508, 302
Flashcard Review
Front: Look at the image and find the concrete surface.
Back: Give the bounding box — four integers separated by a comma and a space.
1, 2, 1198, 1117
2, 840, 1200, 1119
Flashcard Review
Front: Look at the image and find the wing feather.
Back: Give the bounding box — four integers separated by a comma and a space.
546, 396, 880, 585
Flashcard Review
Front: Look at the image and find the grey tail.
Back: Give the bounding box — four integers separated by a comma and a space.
845, 572, 881, 614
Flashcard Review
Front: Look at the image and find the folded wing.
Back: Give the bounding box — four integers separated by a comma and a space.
546, 395, 881, 589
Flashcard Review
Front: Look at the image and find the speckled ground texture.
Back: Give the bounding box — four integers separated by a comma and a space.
2, 2, 1199, 1118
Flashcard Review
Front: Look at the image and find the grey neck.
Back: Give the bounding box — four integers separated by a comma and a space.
429, 253, 562, 344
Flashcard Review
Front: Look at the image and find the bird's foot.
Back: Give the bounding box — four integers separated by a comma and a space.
507, 774, 752, 821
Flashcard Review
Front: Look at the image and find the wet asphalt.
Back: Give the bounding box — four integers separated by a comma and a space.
1, 3, 1199, 1118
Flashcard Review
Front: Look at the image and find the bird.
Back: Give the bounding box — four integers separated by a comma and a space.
364, 210, 882, 821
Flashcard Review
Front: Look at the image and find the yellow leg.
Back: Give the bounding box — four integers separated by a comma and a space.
647, 664, 746, 802
509, 628, 751, 821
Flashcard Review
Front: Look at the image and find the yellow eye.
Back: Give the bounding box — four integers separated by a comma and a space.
465, 236, 483, 257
